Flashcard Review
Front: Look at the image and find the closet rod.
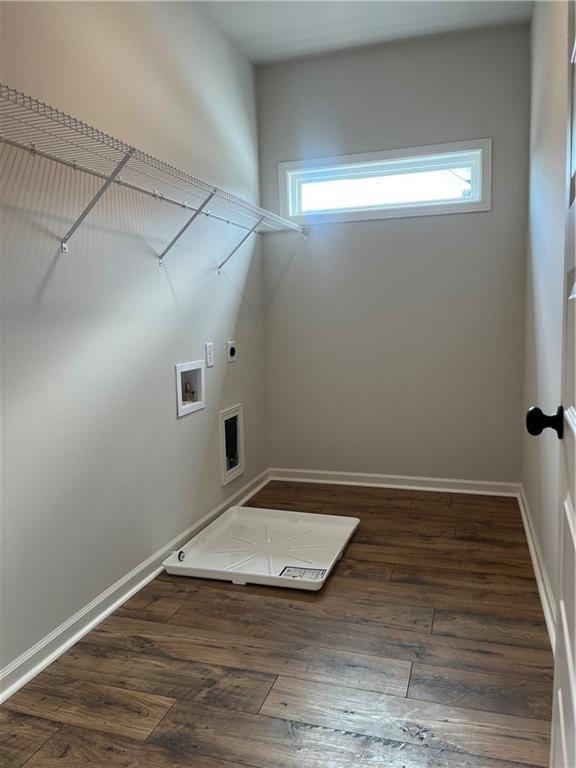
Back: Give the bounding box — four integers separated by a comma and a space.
2, 137, 288, 237
0, 83, 306, 265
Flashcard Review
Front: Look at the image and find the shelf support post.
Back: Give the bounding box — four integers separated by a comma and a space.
158, 190, 216, 266
60, 149, 135, 253
218, 217, 264, 274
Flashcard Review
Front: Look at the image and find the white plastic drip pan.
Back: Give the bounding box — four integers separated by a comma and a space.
163, 506, 359, 591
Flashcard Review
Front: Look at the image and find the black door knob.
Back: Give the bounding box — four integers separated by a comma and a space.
526, 406, 564, 439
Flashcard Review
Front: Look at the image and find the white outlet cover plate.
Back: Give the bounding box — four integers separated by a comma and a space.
205, 342, 215, 368
163, 506, 359, 591
227, 341, 238, 362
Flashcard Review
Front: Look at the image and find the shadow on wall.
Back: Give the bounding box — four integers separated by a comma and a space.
0, 140, 264, 668
262, 231, 309, 308
140, 3, 259, 195
0, 2, 259, 200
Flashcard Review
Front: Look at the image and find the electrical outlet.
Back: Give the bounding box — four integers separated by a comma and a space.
205, 342, 215, 368
227, 341, 238, 363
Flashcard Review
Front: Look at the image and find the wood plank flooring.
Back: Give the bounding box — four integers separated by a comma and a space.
1, 481, 554, 767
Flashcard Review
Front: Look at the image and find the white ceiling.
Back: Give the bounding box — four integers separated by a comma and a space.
200, 1, 533, 63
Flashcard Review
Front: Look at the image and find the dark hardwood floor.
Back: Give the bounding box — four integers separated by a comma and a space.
2, 481, 554, 767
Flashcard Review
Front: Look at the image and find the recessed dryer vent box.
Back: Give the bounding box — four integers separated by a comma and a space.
220, 404, 244, 485
163, 506, 359, 591
175, 360, 205, 417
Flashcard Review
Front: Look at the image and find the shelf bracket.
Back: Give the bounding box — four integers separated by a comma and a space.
60, 149, 135, 253
218, 217, 264, 274
158, 190, 216, 266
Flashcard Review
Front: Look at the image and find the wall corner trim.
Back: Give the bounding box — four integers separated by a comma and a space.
517, 485, 558, 653
0, 469, 271, 704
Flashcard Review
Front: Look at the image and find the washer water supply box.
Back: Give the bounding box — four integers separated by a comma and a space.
163, 506, 360, 591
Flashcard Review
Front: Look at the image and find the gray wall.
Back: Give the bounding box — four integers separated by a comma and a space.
522, 1, 570, 610
0, 2, 266, 670
258, 26, 530, 481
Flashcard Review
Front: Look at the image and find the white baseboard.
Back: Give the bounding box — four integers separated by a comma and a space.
517, 486, 557, 653
268, 467, 521, 496
0, 469, 270, 704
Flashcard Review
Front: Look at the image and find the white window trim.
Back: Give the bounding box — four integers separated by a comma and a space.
278, 138, 492, 225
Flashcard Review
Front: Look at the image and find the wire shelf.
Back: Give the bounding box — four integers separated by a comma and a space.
0, 83, 305, 263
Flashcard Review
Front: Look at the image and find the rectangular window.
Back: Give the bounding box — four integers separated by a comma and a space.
278, 139, 491, 224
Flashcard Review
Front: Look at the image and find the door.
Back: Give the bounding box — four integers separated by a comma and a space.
550, 9, 576, 765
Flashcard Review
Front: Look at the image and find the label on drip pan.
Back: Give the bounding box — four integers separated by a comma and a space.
280, 566, 327, 581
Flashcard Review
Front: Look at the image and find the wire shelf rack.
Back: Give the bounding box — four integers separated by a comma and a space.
0, 83, 306, 266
